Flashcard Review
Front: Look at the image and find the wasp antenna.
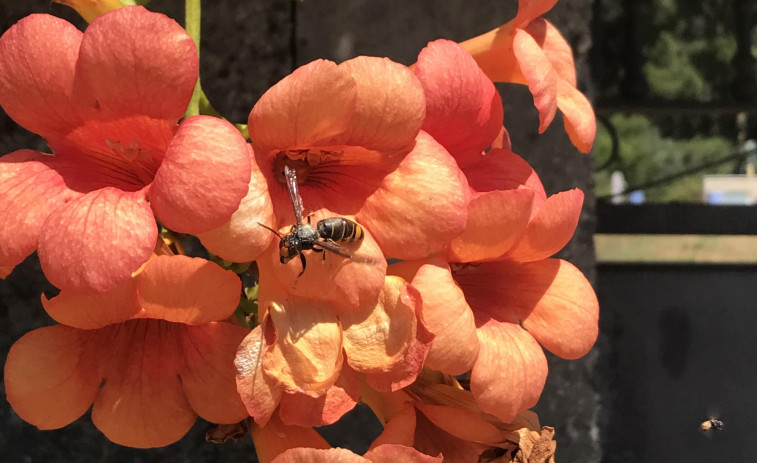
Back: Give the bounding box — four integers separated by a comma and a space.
257, 222, 284, 239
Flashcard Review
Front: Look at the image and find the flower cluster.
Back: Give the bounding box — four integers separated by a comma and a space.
0, 0, 598, 461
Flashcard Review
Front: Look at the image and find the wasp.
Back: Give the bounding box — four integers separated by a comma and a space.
259, 165, 365, 277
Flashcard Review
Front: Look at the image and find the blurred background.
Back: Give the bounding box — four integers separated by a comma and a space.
0, 0, 754, 461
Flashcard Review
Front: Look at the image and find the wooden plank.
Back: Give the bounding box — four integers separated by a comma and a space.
596, 234, 757, 263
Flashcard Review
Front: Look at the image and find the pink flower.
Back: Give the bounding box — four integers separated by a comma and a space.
0, 7, 251, 293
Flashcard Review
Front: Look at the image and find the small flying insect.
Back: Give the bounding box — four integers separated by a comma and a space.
258, 165, 365, 277
700, 417, 724, 432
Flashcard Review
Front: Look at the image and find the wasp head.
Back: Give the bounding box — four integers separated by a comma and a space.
279, 234, 302, 263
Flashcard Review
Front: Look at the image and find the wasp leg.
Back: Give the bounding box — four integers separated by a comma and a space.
312, 247, 326, 260
297, 253, 307, 278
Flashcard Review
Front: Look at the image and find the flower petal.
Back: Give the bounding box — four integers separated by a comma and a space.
461, 148, 546, 212
92, 320, 196, 448
197, 146, 276, 262
341, 276, 433, 392
414, 402, 504, 445
357, 131, 469, 260
470, 320, 547, 422
178, 323, 250, 423
137, 255, 241, 324
0, 150, 81, 270
525, 19, 576, 86
447, 189, 534, 263
414, 410, 490, 462
505, 188, 583, 262
261, 299, 344, 396
235, 326, 282, 426
456, 259, 598, 359
388, 259, 478, 375
278, 365, 359, 427
150, 116, 251, 234
252, 413, 330, 463
338, 56, 425, 153
0, 15, 82, 137
76, 6, 197, 121
512, 0, 559, 28
4, 326, 101, 430
364, 444, 444, 463
513, 28, 557, 132
415, 39, 503, 162
42, 276, 140, 329
557, 79, 597, 154
249, 60, 356, 153
37, 187, 157, 293
273, 448, 367, 463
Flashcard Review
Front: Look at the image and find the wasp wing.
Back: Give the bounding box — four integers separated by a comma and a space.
284, 165, 305, 225
315, 239, 384, 266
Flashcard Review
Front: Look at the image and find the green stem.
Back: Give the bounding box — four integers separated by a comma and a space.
185, 0, 202, 118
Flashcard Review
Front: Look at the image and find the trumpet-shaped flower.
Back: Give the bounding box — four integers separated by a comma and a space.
201, 56, 469, 304
0, 7, 251, 293
4, 255, 249, 448
53, 0, 126, 22
459, 0, 596, 153
235, 268, 433, 428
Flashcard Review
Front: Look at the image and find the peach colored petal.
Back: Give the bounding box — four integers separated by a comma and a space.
0, 266, 12, 278
261, 300, 344, 396
557, 79, 597, 153
513, 28, 557, 132
415, 39, 503, 161
249, 60, 356, 153
468, 259, 598, 359
338, 56, 425, 153
492, 126, 512, 151
235, 326, 282, 426
459, 25, 521, 85
357, 131, 470, 259
447, 189, 534, 263
150, 116, 251, 234
92, 320, 196, 448
513, 0, 559, 28
414, 411, 490, 461
525, 19, 576, 86
388, 259, 478, 375
368, 404, 417, 449
76, 6, 197, 121
273, 448, 367, 463
461, 148, 546, 211
0, 150, 82, 270
42, 276, 140, 329
278, 365, 358, 427
4, 326, 101, 430
341, 276, 433, 392
364, 444, 443, 463
137, 255, 241, 324
37, 187, 157, 293
505, 188, 583, 262
414, 403, 504, 445
252, 413, 330, 463
198, 145, 276, 262
0, 15, 83, 137
178, 322, 250, 423
262, 223, 387, 312
470, 320, 547, 422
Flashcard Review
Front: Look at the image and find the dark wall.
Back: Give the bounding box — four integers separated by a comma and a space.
0, 1, 598, 461
597, 263, 757, 462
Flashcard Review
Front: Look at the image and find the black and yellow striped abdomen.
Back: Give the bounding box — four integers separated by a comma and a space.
317, 218, 363, 243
